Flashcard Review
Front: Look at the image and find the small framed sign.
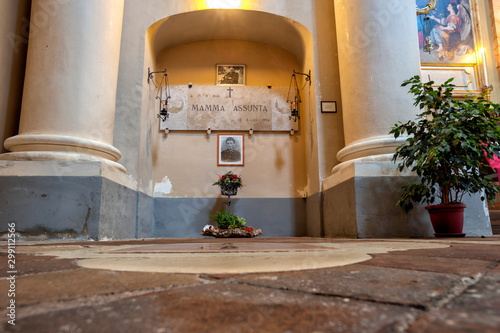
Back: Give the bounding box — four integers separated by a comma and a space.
216, 64, 245, 86
321, 101, 337, 113
217, 133, 244, 166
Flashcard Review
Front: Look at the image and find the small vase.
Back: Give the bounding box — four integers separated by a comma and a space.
425, 203, 466, 237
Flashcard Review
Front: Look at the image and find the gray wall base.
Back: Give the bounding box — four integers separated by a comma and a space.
323, 161, 493, 238
0, 176, 138, 240
4, 168, 488, 240
0, 175, 306, 239
154, 197, 306, 238
324, 175, 436, 238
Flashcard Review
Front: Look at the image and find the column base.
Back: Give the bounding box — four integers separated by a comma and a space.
4, 134, 123, 166
323, 160, 493, 238
0, 151, 126, 173
336, 136, 407, 163
0, 159, 144, 240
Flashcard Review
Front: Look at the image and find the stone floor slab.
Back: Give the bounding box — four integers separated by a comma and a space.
0, 254, 79, 277
362, 253, 494, 277
388, 243, 500, 261
408, 309, 500, 333
108, 242, 336, 253
0, 269, 201, 306
236, 264, 464, 308
445, 267, 500, 317
13, 239, 451, 274
3, 282, 421, 333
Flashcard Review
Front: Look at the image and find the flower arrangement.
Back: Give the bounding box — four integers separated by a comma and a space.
212, 171, 244, 189
202, 171, 262, 238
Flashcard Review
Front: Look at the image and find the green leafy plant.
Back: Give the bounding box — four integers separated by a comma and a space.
210, 210, 246, 229
390, 75, 500, 212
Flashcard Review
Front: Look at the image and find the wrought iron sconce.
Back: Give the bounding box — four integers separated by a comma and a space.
148, 68, 171, 121
287, 70, 311, 122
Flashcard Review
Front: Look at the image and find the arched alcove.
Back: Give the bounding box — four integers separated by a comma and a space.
141, 9, 316, 237
150, 9, 309, 65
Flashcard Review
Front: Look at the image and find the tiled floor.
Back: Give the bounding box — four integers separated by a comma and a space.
1, 237, 499, 332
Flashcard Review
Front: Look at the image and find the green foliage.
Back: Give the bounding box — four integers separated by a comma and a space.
210, 210, 246, 229
390, 75, 500, 212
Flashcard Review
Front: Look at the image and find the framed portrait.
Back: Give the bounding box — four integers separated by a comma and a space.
217, 133, 244, 166
216, 64, 245, 86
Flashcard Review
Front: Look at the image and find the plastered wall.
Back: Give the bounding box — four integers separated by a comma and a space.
152, 40, 307, 199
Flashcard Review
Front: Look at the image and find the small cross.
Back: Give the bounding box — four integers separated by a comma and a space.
227, 87, 233, 98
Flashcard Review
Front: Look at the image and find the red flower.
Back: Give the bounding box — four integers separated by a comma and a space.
247, 227, 252, 232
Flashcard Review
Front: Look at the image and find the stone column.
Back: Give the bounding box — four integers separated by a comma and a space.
2, 0, 125, 172
322, 0, 431, 238
333, 0, 420, 166
0, 0, 30, 153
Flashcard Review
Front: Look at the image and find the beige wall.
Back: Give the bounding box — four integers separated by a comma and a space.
114, 1, 317, 183
152, 40, 307, 198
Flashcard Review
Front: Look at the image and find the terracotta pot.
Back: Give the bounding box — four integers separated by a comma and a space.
425, 203, 466, 237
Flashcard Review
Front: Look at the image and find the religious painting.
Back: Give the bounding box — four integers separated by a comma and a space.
217, 133, 244, 166
417, 0, 477, 64
216, 64, 245, 86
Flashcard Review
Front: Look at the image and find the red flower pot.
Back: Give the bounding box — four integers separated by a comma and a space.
425, 203, 466, 237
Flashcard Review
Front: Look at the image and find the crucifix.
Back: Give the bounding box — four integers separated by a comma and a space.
227, 87, 233, 98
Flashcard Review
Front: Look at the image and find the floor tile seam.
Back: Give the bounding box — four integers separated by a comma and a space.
426, 271, 486, 311
1, 265, 199, 279
485, 261, 500, 275
365, 252, 497, 263
346, 262, 478, 281
0, 269, 79, 280
358, 262, 496, 278
0, 266, 84, 280
229, 280, 429, 311
10, 281, 210, 318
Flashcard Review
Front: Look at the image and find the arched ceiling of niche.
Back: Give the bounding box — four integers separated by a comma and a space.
152, 9, 308, 64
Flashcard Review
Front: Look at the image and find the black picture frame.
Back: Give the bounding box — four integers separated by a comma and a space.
321, 101, 337, 113
217, 133, 244, 166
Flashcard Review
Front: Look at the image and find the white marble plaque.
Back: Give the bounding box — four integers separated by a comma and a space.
160, 86, 298, 131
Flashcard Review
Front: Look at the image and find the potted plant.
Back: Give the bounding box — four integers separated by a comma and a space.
212, 171, 244, 196
201, 212, 262, 237
202, 171, 262, 238
390, 75, 500, 237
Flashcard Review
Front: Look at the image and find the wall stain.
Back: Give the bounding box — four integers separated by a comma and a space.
85, 207, 91, 222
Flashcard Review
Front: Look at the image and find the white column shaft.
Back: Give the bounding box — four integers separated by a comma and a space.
334, 0, 420, 164
4, 0, 125, 164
